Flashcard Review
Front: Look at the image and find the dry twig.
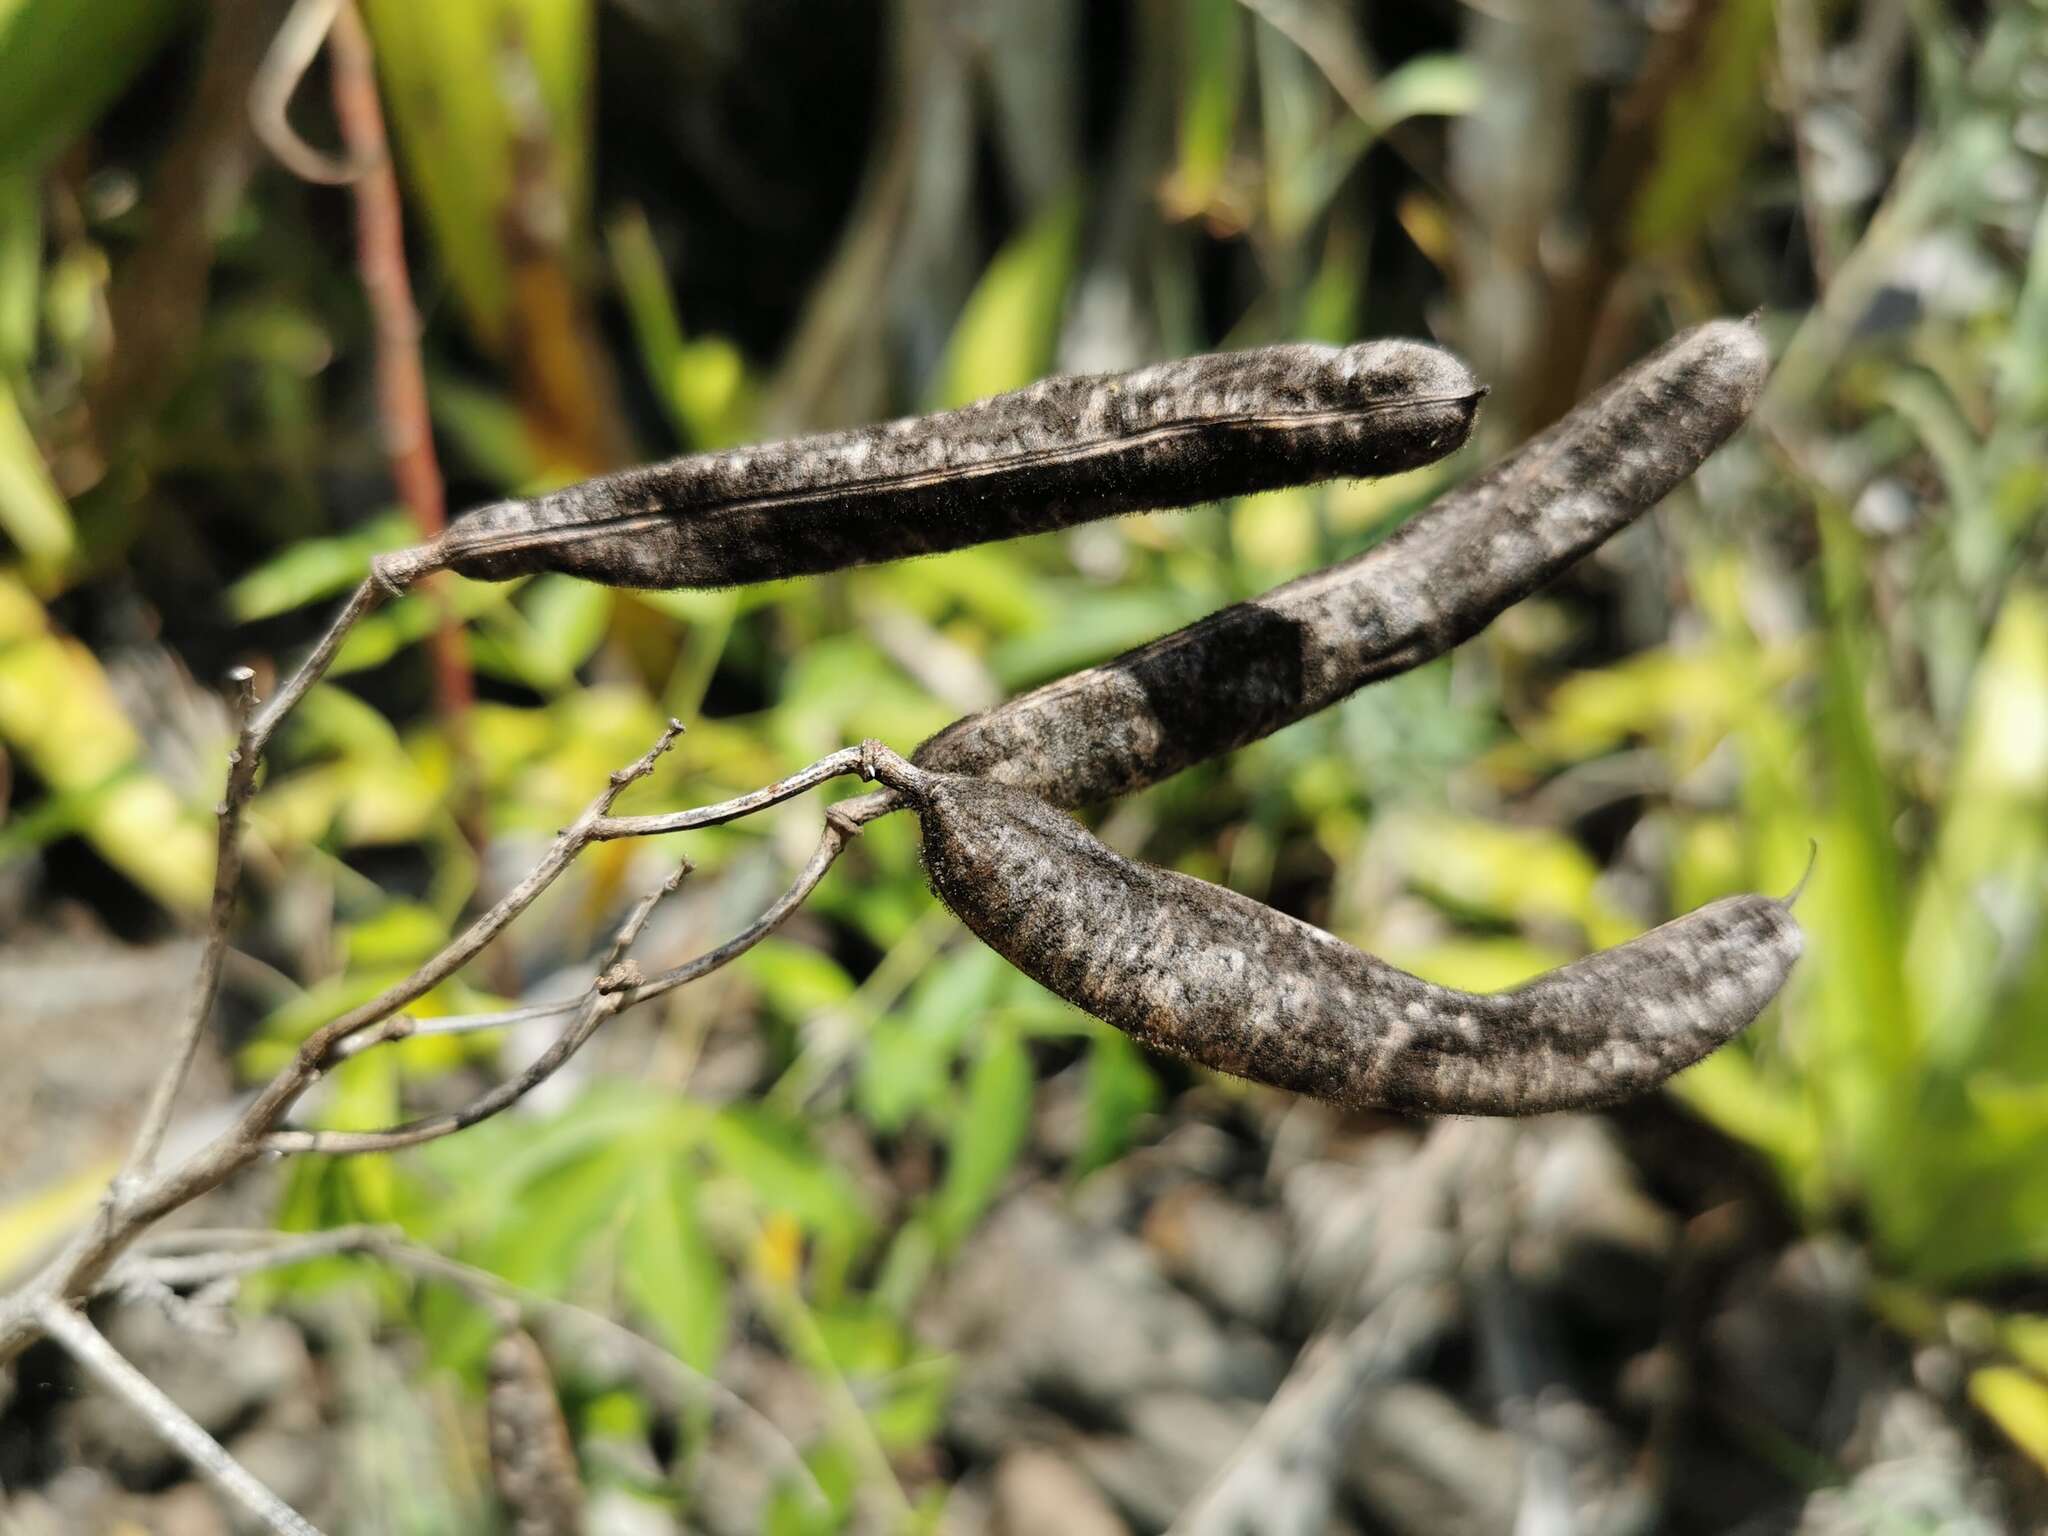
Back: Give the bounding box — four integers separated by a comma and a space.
124, 1225, 829, 1515
37, 1300, 323, 1536
119, 666, 258, 1186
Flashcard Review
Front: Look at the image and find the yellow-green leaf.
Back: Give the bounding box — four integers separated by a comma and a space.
1970, 1366, 2048, 1474
0, 379, 73, 584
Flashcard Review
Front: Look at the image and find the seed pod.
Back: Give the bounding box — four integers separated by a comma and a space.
916, 318, 1768, 806
486, 1327, 587, 1536
421, 340, 1481, 589
890, 763, 1802, 1116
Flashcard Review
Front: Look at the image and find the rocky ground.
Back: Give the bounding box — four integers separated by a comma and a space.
0, 933, 2037, 1534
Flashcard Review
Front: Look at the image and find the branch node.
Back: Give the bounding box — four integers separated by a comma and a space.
596, 960, 643, 995
605, 719, 688, 796
369, 546, 439, 596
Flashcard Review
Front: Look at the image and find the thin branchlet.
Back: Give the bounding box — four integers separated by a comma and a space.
398, 340, 1481, 590
915, 318, 1769, 807
884, 761, 1803, 1116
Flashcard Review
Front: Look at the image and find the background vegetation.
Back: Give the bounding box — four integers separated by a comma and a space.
1, 0, 2045, 1530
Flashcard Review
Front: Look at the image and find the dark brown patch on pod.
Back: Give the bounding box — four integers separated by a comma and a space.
430, 339, 1481, 589
900, 767, 1802, 1117
916, 318, 1768, 807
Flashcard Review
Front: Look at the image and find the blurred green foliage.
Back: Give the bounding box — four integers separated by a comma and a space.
2, 0, 2047, 1518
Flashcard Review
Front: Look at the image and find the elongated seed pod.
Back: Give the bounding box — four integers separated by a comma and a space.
916, 318, 1768, 807
419, 341, 1481, 589
890, 764, 1802, 1116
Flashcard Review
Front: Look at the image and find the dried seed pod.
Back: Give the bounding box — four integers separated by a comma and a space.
486, 1327, 587, 1536
417, 340, 1481, 589
916, 318, 1768, 806
885, 762, 1802, 1116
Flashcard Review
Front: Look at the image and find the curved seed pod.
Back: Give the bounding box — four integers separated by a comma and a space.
889, 763, 1802, 1116
916, 318, 1768, 807
420, 340, 1481, 589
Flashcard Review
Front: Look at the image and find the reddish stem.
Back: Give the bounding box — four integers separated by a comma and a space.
327, 0, 475, 738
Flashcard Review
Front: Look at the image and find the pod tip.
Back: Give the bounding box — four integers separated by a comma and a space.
1690, 313, 1772, 408
1782, 839, 1819, 908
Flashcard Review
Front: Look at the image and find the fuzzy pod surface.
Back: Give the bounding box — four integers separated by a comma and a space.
899, 766, 1803, 1116
916, 318, 1768, 807
424, 340, 1481, 589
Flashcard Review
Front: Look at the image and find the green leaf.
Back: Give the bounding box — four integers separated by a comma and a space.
1970, 1366, 2048, 1475
2005, 1317, 2048, 1379
478, 1138, 644, 1295
359, 0, 592, 355
1905, 587, 2048, 1071
869, 1353, 955, 1451
764, 1442, 856, 1536
1629, 0, 1775, 254
0, 378, 74, 583
989, 584, 1211, 690
1999, 194, 2048, 421
429, 374, 547, 490
343, 902, 450, 968
0, 576, 212, 910
1370, 53, 1481, 126
929, 191, 1081, 410
416, 1082, 689, 1243
742, 938, 858, 1022
1392, 812, 1631, 947
705, 1105, 873, 1251
670, 336, 755, 452
516, 565, 610, 671
607, 206, 757, 451
857, 1019, 957, 1137
0, 0, 187, 177
1806, 508, 1918, 1219
226, 513, 415, 621
1669, 1048, 1824, 1203
1380, 936, 1574, 994
856, 945, 1006, 1134
1172, 0, 1244, 216
807, 1303, 957, 1450
0, 173, 37, 375
930, 1028, 1034, 1249
1074, 1031, 1161, 1179
471, 574, 614, 693
328, 574, 517, 677
621, 1160, 729, 1371
242, 970, 414, 1071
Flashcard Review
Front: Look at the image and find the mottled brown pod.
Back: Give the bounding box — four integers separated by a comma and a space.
916, 318, 1769, 807
410, 340, 1481, 589
878, 761, 1803, 1116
